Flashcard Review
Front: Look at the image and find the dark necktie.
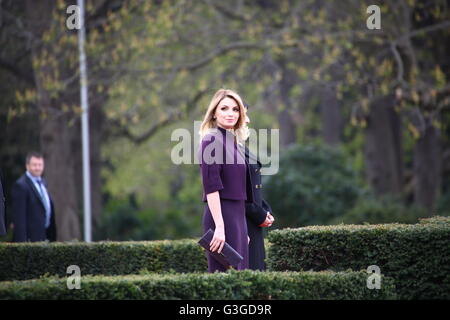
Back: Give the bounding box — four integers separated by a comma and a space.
36, 179, 50, 212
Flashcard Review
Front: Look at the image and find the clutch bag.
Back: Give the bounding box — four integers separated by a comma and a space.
198, 229, 243, 269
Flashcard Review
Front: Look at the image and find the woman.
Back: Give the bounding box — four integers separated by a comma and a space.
198, 89, 249, 272
242, 103, 275, 270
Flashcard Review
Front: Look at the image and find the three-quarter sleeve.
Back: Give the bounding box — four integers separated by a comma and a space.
200, 135, 224, 195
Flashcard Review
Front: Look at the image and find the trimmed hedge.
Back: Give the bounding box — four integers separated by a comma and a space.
0, 270, 396, 300
267, 217, 450, 299
0, 239, 207, 281
419, 215, 450, 225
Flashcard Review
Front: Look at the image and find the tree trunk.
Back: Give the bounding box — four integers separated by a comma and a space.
26, 0, 81, 241
413, 118, 441, 215
40, 116, 81, 241
278, 59, 297, 147
364, 95, 403, 197
278, 108, 297, 147
88, 102, 104, 229
320, 85, 342, 146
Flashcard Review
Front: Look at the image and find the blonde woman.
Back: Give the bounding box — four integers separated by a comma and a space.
198, 89, 249, 272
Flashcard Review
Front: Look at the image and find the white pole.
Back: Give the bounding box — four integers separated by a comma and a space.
77, 0, 92, 242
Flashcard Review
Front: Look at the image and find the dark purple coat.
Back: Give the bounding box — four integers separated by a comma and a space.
199, 127, 247, 201
199, 126, 249, 272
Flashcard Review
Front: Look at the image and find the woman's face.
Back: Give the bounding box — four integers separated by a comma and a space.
214, 97, 240, 129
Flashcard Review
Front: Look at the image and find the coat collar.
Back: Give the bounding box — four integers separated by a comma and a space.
243, 145, 261, 167
24, 174, 47, 210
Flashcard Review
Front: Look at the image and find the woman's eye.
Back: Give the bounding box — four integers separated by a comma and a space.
233, 108, 239, 112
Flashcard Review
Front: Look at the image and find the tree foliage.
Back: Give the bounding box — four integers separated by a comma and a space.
1, 0, 449, 240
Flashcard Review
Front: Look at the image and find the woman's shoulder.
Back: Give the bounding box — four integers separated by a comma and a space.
201, 129, 225, 147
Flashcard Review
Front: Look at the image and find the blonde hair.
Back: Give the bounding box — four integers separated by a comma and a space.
199, 89, 249, 143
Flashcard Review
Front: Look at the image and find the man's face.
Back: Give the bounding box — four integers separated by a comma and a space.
26, 157, 44, 177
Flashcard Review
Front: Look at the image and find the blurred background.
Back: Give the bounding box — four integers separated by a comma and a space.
0, 0, 449, 242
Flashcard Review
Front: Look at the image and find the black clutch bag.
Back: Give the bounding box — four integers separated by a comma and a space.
198, 229, 243, 269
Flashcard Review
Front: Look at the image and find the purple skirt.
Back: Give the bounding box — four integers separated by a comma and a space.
202, 198, 249, 272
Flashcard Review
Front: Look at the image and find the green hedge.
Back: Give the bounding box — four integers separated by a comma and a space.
267, 217, 450, 299
419, 215, 450, 225
0, 270, 396, 300
0, 239, 207, 281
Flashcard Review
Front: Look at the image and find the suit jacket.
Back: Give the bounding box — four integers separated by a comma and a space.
244, 146, 273, 271
199, 127, 247, 202
11, 174, 57, 242
0, 171, 6, 236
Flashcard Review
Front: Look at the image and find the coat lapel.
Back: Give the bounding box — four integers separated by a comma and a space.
25, 175, 47, 211
244, 146, 261, 168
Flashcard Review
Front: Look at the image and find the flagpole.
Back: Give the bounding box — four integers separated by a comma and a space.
77, 0, 92, 242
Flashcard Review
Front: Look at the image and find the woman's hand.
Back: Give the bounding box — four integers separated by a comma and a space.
210, 227, 225, 254
259, 213, 275, 227
206, 192, 225, 253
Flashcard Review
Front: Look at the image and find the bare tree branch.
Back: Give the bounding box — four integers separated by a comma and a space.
201, 0, 251, 22
390, 41, 405, 85
394, 20, 450, 44
157, 41, 265, 73
109, 89, 208, 144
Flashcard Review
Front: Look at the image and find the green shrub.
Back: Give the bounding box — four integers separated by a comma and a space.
94, 198, 142, 241
263, 143, 362, 228
0, 240, 207, 281
436, 189, 450, 216
266, 219, 450, 299
95, 196, 202, 241
419, 215, 450, 225
332, 195, 429, 225
0, 270, 396, 300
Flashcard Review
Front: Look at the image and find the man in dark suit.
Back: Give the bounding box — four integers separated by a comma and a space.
0, 170, 6, 236
243, 104, 275, 270
11, 152, 57, 242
